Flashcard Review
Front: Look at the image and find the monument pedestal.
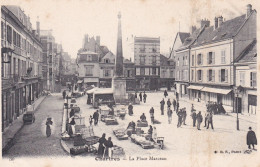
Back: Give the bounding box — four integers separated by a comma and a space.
112, 77, 127, 104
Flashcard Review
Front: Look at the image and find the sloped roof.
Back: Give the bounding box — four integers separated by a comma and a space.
176, 28, 202, 51
160, 54, 170, 66
236, 39, 257, 63
192, 14, 247, 47
179, 32, 190, 43
123, 58, 134, 64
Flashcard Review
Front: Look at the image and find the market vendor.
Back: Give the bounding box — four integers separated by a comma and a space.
140, 113, 146, 122
128, 103, 133, 116
127, 121, 136, 131
98, 133, 107, 157
103, 137, 113, 158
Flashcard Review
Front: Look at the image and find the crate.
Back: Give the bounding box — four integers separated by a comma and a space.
70, 145, 88, 155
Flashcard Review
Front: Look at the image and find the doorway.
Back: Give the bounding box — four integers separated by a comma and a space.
217, 94, 222, 104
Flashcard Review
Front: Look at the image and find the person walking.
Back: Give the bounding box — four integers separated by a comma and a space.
207, 112, 214, 129
177, 109, 183, 128
139, 92, 143, 102
182, 107, 187, 125
167, 108, 173, 124
98, 133, 107, 157
173, 99, 177, 111
93, 110, 99, 126
167, 99, 172, 110
164, 90, 168, 98
191, 111, 197, 127
143, 92, 147, 103
62, 90, 66, 99
247, 127, 257, 150
128, 103, 133, 116
149, 107, 155, 124
196, 111, 203, 130
104, 137, 113, 158
46, 117, 53, 137
160, 98, 165, 115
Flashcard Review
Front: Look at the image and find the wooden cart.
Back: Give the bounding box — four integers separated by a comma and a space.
113, 129, 128, 140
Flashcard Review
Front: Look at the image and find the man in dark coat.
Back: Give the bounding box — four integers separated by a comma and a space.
167, 99, 172, 109
176, 101, 179, 113
204, 112, 209, 127
196, 111, 203, 130
62, 90, 66, 99
128, 103, 133, 116
191, 111, 197, 127
160, 98, 165, 115
139, 92, 142, 102
164, 90, 168, 98
177, 109, 183, 128
247, 127, 257, 149
149, 107, 155, 124
104, 137, 113, 158
143, 92, 147, 103
98, 133, 107, 157
93, 110, 99, 125
207, 112, 214, 130
173, 99, 177, 111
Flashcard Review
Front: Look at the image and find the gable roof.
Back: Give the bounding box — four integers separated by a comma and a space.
179, 32, 190, 43
176, 28, 202, 51
160, 54, 170, 66
236, 39, 257, 63
192, 14, 247, 47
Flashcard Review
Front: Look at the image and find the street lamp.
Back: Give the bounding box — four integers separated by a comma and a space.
234, 85, 243, 131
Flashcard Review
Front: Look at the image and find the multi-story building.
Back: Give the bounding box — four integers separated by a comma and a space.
99, 51, 115, 88
188, 4, 256, 112
160, 54, 175, 90
134, 37, 160, 90
123, 58, 135, 91
234, 39, 257, 114
1, 5, 43, 131
40, 29, 56, 92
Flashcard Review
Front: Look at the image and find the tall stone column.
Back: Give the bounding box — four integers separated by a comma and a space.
113, 12, 127, 104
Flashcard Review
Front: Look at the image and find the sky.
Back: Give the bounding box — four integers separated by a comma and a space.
2, 0, 258, 59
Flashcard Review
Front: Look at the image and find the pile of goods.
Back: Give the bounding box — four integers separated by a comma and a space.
130, 134, 154, 149
104, 117, 119, 125
113, 129, 128, 140
70, 144, 97, 155
111, 145, 125, 158
61, 131, 71, 141
137, 120, 148, 127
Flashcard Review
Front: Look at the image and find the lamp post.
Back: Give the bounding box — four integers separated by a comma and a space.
235, 85, 243, 131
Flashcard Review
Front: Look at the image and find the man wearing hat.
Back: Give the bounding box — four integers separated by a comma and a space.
247, 127, 257, 150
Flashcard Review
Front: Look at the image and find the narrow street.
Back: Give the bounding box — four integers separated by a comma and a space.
3, 94, 67, 158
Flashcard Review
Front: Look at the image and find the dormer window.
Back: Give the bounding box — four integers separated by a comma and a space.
104, 59, 110, 63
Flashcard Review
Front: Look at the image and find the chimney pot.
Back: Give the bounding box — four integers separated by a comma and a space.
214, 17, 218, 29
246, 4, 252, 18
200, 19, 210, 28
218, 16, 223, 26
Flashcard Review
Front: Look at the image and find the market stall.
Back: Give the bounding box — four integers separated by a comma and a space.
93, 88, 115, 108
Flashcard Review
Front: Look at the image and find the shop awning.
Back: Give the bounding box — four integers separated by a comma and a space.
187, 85, 204, 90
84, 78, 99, 83
201, 87, 232, 95
77, 80, 83, 84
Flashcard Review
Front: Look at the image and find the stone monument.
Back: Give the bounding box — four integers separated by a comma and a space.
112, 12, 127, 103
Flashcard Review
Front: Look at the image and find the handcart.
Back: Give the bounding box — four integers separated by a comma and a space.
99, 105, 112, 122
130, 134, 154, 149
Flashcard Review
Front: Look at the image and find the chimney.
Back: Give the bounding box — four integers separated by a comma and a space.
214, 17, 218, 29
96, 36, 100, 45
246, 4, 252, 18
218, 16, 223, 26
36, 16, 40, 37
190, 25, 197, 34
200, 19, 210, 28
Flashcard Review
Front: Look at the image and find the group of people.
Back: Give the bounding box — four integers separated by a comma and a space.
97, 133, 114, 158
135, 91, 147, 103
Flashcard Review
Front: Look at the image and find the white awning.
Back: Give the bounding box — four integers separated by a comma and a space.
202, 87, 232, 95
77, 80, 83, 84
187, 85, 204, 90
84, 78, 99, 83
247, 90, 257, 96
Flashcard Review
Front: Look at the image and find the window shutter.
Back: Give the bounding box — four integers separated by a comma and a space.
201, 54, 203, 65
207, 70, 209, 81
219, 69, 221, 82
225, 69, 228, 82
213, 52, 215, 64
207, 53, 209, 64
212, 70, 215, 82
201, 70, 203, 81
250, 72, 252, 86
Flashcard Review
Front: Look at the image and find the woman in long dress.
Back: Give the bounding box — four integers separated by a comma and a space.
46, 117, 53, 137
